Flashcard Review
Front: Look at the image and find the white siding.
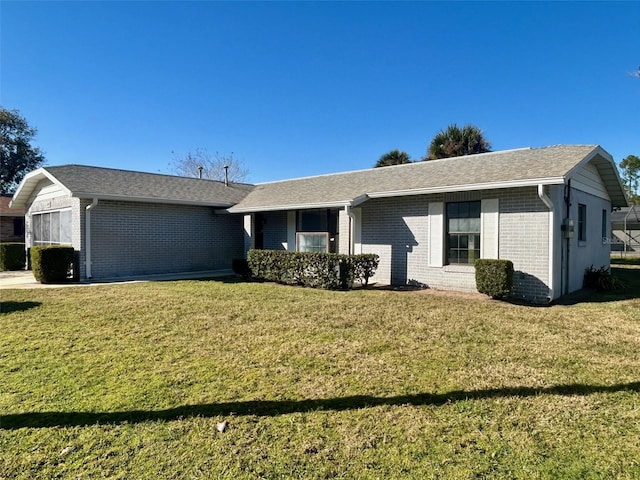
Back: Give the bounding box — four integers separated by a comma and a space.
428, 202, 443, 267
571, 163, 611, 201
481, 198, 499, 259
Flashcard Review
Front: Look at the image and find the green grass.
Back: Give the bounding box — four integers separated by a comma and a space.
611, 255, 640, 266
1, 270, 639, 479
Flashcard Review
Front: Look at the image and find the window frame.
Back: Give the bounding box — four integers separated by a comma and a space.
31, 209, 73, 246
578, 203, 587, 243
296, 232, 330, 253
446, 200, 481, 265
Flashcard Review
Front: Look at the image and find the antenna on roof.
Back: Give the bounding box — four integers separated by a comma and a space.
224, 165, 229, 186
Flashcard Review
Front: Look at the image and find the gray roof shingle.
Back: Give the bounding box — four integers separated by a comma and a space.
230, 145, 626, 212
44, 165, 254, 206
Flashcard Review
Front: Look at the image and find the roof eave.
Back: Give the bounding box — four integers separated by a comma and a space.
366, 177, 565, 200
228, 200, 352, 214
565, 146, 629, 208
73, 193, 235, 208
9, 168, 72, 210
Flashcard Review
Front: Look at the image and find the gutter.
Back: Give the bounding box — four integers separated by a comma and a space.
537, 185, 555, 301
345, 205, 356, 255
85, 198, 99, 279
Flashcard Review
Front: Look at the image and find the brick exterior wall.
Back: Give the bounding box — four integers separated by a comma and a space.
360, 187, 552, 303
261, 211, 288, 250
84, 200, 244, 279
0, 217, 24, 243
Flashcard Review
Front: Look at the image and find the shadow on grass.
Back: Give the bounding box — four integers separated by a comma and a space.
2, 381, 639, 430
0, 301, 41, 314
556, 267, 640, 305
505, 267, 640, 307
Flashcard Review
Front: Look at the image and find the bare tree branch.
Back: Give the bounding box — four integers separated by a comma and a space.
170, 148, 249, 183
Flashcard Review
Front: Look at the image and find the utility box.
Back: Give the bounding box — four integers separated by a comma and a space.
561, 218, 574, 238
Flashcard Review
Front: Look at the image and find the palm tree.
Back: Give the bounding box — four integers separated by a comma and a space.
374, 149, 412, 168
426, 124, 491, 160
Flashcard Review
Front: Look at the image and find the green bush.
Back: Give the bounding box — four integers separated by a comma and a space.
247, 250, 379, 291
0, 243, 26, 271
31, 245, 75, 284
584, 265, 625, 291
475, 259, 514, 299
352, 254, 380, 286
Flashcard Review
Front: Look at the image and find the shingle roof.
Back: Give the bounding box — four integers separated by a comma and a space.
9, 145, 628, 212
229, 145, 627, 212
11, 165, 254, 209
1, 195, 23, 215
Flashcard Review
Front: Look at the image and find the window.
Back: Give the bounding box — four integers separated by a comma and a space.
601, 209, 607, 243
32, 210, 72, 245
296, 232, 329, 253
447, 201, 480, 265
13, 217, 25, 236
578, 204, 587, 242
296, 209, 338, 253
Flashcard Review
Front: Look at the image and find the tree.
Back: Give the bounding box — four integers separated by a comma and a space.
620, 154, 640, 204
0, 107, 45, 194
374, 149, 411, 168
170, 148, 249, 183
426, 123, 491, 160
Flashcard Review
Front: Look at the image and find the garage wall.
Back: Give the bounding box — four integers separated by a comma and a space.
87, 200, 243, 279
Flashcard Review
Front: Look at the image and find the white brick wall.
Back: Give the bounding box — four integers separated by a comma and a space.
83, 200, 243, 280
360, 187, 552, 303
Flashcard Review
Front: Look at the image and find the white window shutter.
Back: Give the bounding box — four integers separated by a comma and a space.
481, 198, 499, 259
286, 211, 296, 251
429, 202, 444, 267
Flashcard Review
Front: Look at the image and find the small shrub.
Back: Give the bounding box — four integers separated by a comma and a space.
232, 258, 252, 279
247, 250, 362, 290
475, 259, 514, 299
352, 253, 379, 286
0, 243, 26, 271
584, 265, 625, 291
31, 245, 75, 284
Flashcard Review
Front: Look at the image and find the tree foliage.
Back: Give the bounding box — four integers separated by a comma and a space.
374, 149, 412, 168
426, 123, 491, 160
620, 154, 640, 204
170, 148, 249, 183
0, 107, 45, 194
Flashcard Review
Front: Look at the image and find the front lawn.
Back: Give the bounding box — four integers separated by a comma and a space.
1, 270, 639, 479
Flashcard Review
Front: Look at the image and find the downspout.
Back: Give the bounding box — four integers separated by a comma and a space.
85, 198, 99, 279
538, 185, 555, 302
345, 205, 356, 255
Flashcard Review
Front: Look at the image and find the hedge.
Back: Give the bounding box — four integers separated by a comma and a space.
475, 259, 514, 299
0, 243, 26, 271
246, 250, 379, 290
352, 254, 379, 286
31, 245, 75, 284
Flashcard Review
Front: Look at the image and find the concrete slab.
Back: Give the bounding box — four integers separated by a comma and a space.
0, 269, 235, 289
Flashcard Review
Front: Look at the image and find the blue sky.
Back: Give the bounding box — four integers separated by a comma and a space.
1, 1, 639, 183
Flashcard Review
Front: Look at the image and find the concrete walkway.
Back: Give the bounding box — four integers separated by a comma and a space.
0, 269, 234, 289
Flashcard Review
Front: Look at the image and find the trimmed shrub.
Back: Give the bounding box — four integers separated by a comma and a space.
0, 243, 26, 271
584, 265, 625, 291
352, 253, 379, 286
475, 259, 514, 299
31, 245, 75, 284
247, 250, 364, 290
232, 258, 252, 279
